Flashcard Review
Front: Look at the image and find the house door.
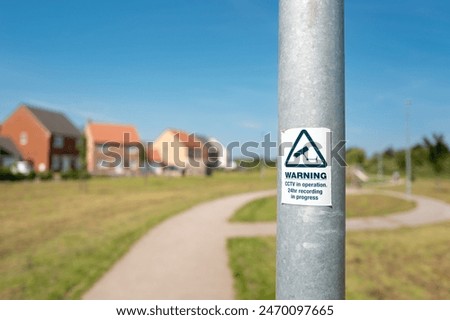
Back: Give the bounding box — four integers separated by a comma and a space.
62, 155, 72, 172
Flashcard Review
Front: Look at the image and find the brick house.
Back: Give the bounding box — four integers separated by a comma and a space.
1, 104, 81, 172
85, 122, 142, 176
152, 129, 220, 176
145, 145, 163, 175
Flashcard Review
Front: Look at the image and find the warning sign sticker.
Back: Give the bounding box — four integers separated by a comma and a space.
281, 128, 332, 206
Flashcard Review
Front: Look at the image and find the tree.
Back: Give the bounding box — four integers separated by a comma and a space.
423, 134, 449, 188
394, 150, 406, 172
411, 144, 428, 167
346, 147, 366, 166
383, 147, 395, 158
76, 135, 87, 170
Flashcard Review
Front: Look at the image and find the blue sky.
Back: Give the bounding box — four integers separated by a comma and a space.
0, 0, 449, 156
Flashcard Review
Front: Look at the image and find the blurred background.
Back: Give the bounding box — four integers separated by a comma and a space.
0, 0, 448, 300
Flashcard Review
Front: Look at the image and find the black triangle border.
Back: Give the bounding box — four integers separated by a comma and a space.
284, 129, 328, 168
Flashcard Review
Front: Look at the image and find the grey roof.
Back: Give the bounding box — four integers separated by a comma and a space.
194, 134, 211, 144
26, 105, 81, 137
0, 136, 22, 158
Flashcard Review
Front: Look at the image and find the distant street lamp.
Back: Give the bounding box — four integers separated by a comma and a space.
405, 100, 412, 196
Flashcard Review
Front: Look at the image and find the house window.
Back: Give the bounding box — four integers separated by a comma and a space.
126, 146, 139, 155
51, 155, 61, 171
188, 148, 202, 159
96, 145, 105, 153
20, 132, 28, 146
75, 157, 82, 170
2, 156, 15, 168
53, 136, 64, 149
62, 156, 72, 172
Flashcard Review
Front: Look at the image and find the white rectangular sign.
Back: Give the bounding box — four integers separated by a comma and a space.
281, 127, 332, 206
1, 300, 448, 320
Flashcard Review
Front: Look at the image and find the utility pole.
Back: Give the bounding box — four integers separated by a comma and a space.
277, 0, 345, 300
405, 100, 412, 196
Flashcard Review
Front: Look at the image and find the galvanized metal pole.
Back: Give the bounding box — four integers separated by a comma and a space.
277, 0, 345, 300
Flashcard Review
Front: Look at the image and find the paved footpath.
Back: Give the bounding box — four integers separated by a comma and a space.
346, 189, 450, 230
84, 189, 450, 300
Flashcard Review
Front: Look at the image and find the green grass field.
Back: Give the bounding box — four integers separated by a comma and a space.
230, 193, 416, 222
229, 223, 450, 299
230, 196, 277, 222
2, 172, 447, 300
380, 179, 450, 204
228, 178, 450, 299
346, 194, 415, 218
0, 170, 276, 299
228, 237, 276, 300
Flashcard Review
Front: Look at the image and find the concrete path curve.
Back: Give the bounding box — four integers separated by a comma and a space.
346, 189, 450, 230
84, 189, 450, 300
84, 190, 276, 300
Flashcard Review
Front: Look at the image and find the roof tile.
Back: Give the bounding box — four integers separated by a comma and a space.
87, 123, 140, 144
25, 105, 81, 137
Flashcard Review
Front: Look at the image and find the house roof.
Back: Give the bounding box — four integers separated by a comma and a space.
147, 146, 162, 163
194, 134, 209, 144
169, 129, 202, 148
87, 122, 140, 144
0, 136, 22, 158
25, 105, 81, 137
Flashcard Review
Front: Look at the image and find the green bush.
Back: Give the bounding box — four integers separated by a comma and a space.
27, 171, 36, 180
0, 168, 17, 181
78, 170, 91, 180
0, 168, 30, 181
61, 170, 76, 180
61, 170, 91, 180
38, 171, 53, 181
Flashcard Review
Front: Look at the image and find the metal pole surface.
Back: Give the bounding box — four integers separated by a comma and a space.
277, 0, 345, 299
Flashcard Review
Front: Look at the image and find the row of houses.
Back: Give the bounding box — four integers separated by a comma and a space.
0, 104, 234, 176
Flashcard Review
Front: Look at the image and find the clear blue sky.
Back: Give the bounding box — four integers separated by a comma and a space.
1, 0, 449, 156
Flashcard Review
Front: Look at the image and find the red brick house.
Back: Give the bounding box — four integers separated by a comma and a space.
1, 104, 81, 172
85, 122, 142, 176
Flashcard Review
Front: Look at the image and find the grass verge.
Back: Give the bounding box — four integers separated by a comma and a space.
346, 194, 415, 218
0, 170, 275, 299
228, 237, 276, 300
230, 196, 277, 222
230, 193, 416, 222
228, 222, 450, 299
379, 179, 450, 204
